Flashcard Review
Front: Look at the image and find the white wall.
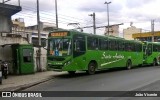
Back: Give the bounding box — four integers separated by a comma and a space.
33, 47, 47, 72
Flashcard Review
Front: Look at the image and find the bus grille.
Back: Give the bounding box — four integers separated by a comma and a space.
48, 57, 65, 61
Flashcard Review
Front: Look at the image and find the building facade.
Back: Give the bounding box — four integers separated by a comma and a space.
132, 31, 160, 42
25, 22, 57, 72
104, 25, 119, 37
25, 22, 56, 47
123, 26, 142, 40
0, 18, 57, 73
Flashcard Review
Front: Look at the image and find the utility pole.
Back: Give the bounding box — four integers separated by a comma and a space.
55, 0, 58, 29
18, 0, 20, 6
151, 20, 155, 42
89, 12, 96, 34
37, 0, 41, 71
104, 1, 111, 35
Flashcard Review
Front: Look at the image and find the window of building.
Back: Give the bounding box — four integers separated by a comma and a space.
23, 49, 32, 62
32, 37, 46, 47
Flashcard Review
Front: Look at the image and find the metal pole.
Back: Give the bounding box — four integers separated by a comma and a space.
89, 13, 96, 34
104, 1, 111, 35
55, 0, 58, 29
18, 0, 20, 6
37, 0, 41, 71
151, 20, 154, 42
107, 4, 109, 35
93, 12, 96, 34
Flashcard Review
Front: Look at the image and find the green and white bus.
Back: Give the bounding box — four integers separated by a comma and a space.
143, 41, 160, 66
47, 29, 144, 74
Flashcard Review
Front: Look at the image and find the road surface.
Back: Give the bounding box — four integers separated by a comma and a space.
7, 66, 160, 100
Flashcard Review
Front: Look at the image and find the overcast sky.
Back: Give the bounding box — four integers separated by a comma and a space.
8, 0, 160, 36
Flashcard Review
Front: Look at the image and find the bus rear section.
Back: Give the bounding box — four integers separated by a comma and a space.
143, 42, 160, 66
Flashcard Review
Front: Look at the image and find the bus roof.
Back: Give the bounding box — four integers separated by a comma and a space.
49, 29, 143, 43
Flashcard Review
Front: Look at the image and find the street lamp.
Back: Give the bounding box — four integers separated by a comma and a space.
55, 0, 58, 29
104, 1, 111, 35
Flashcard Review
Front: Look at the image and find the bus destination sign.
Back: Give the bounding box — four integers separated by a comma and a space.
50, 32, 68, 37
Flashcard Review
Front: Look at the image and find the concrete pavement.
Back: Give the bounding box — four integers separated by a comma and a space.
0, 71, 66, 91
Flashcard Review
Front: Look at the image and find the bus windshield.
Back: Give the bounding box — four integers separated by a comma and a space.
49, 38, 72, 56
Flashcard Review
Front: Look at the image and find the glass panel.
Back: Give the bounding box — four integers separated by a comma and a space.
23, 49, 32, 62
73, 35, 86, 58
32, 37, 46, 47
48, 38, 72, 56
87, 37, 98, 50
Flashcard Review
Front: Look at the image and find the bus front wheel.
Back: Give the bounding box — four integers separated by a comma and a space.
87, 62, 96, 75
126, 60, 132, 70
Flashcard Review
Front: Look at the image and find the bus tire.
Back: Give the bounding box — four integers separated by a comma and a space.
153, 59, 157, 66
87, 62, 96, 75
126, 60, 132, 70
68, 71, 76, 75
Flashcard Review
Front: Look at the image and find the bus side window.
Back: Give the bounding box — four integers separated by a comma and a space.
109, 39, 116, 50
73, 34, 86, 58
118, 41, 123, 51
115, 41, 118, 51
125, 43, 128, 51
87, 37, 98, 50
153, 44, 158, 52
99, 39, 108, 50
147, 44, 152, 55
108, 40, 111, 50
74, 40, 85, 52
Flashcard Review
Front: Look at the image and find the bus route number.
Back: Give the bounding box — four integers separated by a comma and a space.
51, 32, 68, 37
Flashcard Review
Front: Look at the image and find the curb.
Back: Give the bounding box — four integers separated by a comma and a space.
0, 76, 54, 91
13, 76, 54, 91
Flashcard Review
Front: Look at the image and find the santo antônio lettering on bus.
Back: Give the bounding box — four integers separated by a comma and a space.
101, 52, 124, 59
50, 32, 68, 37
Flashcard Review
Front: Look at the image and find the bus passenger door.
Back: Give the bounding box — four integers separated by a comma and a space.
147, 44, 152, 56
73, 34, 86, 70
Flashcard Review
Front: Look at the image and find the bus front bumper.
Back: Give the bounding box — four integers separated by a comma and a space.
48, 63, 63, 71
